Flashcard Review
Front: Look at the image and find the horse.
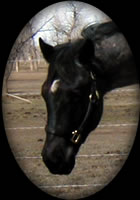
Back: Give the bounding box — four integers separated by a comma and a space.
39, 21, 138, 174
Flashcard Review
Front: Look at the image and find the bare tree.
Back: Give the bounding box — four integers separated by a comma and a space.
3, 22, 33, 94
3, 1, 110, 95
2, 17, 54, 94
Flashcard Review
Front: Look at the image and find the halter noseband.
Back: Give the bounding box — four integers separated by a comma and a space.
71, 71, 100, 144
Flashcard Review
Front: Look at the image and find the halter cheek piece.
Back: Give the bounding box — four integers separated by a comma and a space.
71, 71, 100, 144
47, 71, 100, 145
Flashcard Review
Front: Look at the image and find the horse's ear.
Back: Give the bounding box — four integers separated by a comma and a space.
78, 39, 95, 66
39, 38, 54, 63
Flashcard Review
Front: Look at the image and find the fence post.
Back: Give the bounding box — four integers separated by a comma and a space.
29, 57, 33, 71
34, 59, 38, 71
15, 58, 19, 72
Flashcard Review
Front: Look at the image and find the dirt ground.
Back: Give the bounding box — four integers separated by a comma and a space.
2, 72, 140, 199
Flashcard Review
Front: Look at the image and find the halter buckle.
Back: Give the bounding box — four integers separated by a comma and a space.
71, 130, 81, 144
89, 90, 99, 103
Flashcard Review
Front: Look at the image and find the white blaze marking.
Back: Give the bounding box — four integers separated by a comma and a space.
50, 79, 60, 93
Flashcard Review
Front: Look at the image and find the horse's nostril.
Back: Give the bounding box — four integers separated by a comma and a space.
42, 150, 75, 175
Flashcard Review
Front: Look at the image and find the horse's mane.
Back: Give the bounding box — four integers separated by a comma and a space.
81, 21, 120, 41
53, 21, 119, 85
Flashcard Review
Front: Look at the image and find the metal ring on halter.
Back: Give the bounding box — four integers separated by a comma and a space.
71, 130, 81, 144
89, 90, 99, 103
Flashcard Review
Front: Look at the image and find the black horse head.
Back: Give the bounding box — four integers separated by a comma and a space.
39, 37, 103, 174
39, 21, 138, 175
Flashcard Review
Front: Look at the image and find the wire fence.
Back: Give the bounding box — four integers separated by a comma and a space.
6, 123, 137, 161
8, 88, 139, 97
6, 123, 137, 131
4, 85, 139, 195
15, 153, 128, 160
5, 120, 138, 195
39, 183, 106, 189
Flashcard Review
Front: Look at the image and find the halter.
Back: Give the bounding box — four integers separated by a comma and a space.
71, 71, 100, 144
47, 71, 100, 145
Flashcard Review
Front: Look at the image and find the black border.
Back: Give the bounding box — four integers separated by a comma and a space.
0, 1, 139, 200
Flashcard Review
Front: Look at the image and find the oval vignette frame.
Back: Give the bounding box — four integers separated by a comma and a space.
1, 1, 139, 200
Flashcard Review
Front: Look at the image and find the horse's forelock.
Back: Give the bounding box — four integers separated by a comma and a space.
54, 40, 87, 85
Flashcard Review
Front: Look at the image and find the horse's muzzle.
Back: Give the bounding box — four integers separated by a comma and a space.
41, 138, 76, 175
42, 151, 75, 175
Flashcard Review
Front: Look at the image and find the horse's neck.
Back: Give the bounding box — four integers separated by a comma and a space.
94, 34, 138, 95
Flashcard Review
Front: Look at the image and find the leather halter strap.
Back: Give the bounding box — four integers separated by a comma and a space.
71, 71, 99, 144
47, 71, 100, 145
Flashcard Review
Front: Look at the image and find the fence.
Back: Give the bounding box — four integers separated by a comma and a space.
4, 83, 139, 198
7, 59, 48, 72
